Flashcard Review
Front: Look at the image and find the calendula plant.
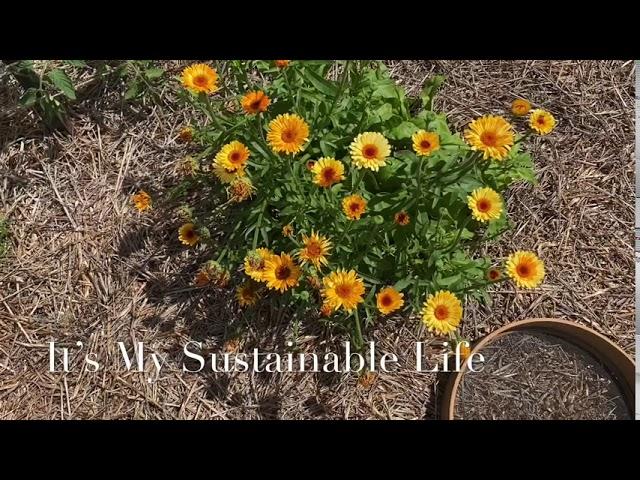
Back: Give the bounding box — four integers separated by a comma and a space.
149, 60, 555, 350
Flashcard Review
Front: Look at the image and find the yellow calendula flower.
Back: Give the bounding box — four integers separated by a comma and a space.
178, 223, 199, 247
263, 253, 301, 292
412, 130, 440, 156
349, 132, 391, 171
132, 190, 152, 212
529, 109, 556, 135
376, 287, 404, 315
244, 248, 275, 282
213, 164, 245, 184
267, 113, 310, 155
236, 281, 260, 307
275, 60, 290, 68
228, 177, 255, 203
394, 211, 410, 226
464, 115, 515, 161
214, 141, 250, 173
467, 187, 503, 222
321, 269, 365, 313
241, 90, 270, 114
298, 231, 332, 268
311, 157, 345, 188
421, 290, 463, 335
282, 224, 294, 238
511, 99, 531, 117
342, 194, 367, 220
181, 63, 219, 95
506, 251, 545, 289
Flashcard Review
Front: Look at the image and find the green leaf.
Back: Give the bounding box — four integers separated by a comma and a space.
19, 88, 39, 107
124, 82, 141, 100
144, 67, 164, 79
420, 75, 445, 110
300, 67, 338, 97
47, 69, 76, 100
389, 121, 419, 140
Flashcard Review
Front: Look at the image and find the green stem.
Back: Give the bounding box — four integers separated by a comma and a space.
353, 309, 364, 351
442, 217, 471, 254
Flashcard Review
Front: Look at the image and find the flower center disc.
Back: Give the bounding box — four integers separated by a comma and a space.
230, 152, 241, 163
350, 202, 360, 212
322, 168, 336, 181
363, 145, 378, 159
275, 265, 291, 280
381, 295, 392, 307
477, 199, 490, 212
281, 129, 296, 142
307, 243, 322, 256
434, 305, 449, 320
336, 284, 352, 298
517, 263, 532, 278
420, 140, 431, 149
194, 75, 208, 87
537, 118, 545, 125
480, 131, 497, 147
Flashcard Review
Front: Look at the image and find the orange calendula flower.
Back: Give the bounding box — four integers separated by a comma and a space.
506, 251, 545, 289
298, 231, 332, 269
214, 141, 250, 173
457, 341, 471, 361
267, 113, 310, 155
487, 267, 502, 281
181, 63, 219, 95
467, 187, 503, 222
178, 223, 199, 247
376, 287, 404, 315
282, 224, 294, 238
236, 281, 260, 307
228, 177, 255, 203
321, 269, 366, 313
311, 157, 345, 188
241, 90, 270, 114
342, 194, 367, 220
132, 190, 152, 212
178, 126, 194, 142
394, 211, 410, 226
275, 60, 290, 68
263, 253, 301, 292
320, 302, 333, 317
464, 115, 515, 161
421, 290, 463, 336
529, 109, 556, 135
412, 130, 440, 156
511, 99, 532, 117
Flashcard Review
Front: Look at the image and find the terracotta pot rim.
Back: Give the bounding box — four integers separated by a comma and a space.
441, 317, 635, 420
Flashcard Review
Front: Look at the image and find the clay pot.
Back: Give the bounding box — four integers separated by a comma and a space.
440, 318, 635, 420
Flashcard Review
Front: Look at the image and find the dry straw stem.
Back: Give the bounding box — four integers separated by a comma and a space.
0, 60, 634, 419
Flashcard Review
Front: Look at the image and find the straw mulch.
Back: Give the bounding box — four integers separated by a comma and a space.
0, 60, 634, 419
